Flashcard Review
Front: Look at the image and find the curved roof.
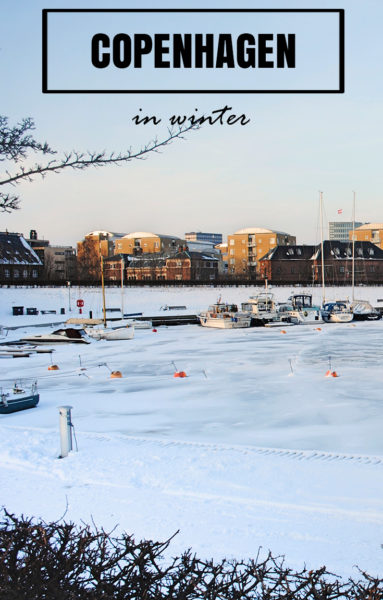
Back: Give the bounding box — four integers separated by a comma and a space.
355, 223, 382, 230
234, 227, 289, 235
122, 232, 182, 240
123, 232, 158, 239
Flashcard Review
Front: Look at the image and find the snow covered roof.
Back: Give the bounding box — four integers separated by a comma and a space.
233, 227, 290, 235
122, 232, 181, 240
355, 223, 383, 230
0, 232, 42, 265
86, 231, 126, 239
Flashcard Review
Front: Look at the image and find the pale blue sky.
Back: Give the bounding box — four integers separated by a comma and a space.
1, 0, 382, 246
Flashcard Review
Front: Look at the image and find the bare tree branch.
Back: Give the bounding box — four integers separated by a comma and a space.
0, 115, 199, 212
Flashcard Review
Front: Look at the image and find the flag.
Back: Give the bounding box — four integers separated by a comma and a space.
337, 209, 343, 214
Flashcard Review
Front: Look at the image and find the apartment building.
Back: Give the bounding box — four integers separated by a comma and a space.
114, 232, 185, 255
350, 223, 383, 250
227, 228, 296, 276
329, 221, 363, 242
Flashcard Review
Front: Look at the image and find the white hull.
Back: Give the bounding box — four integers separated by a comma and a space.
285, 310, 323, 325
326, 313, 353, 323
199, 315, 251, 328
86, 326, 134, 340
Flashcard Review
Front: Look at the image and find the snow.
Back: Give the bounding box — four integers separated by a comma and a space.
1, 285, 383, 580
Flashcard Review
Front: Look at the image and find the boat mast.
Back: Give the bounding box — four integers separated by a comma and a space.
120, 256, 124, 317
100, 248, 107, 328
352, 191, 355, 301
320, 191, 326, 305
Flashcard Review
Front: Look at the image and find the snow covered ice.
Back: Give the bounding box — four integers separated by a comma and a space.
1, 285, 383, 580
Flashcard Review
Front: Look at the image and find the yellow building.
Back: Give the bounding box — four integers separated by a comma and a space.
350, 223, 383, 250
227, 227, 296, 275
114, 232, 185, 255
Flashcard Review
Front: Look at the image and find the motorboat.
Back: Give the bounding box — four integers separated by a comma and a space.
199, 303, 251, 328
21, 328, 91, 344
241, 292, 280, 326
85, 324, 134, 340
0, 382, 39, 414
278, 294, 323, 324
322, 301, 354, 323
351, 300, 382, 321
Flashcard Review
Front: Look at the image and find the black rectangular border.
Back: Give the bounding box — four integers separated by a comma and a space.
42, 8, 345, 94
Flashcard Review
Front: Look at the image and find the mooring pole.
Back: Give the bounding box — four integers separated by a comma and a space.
59, 405, 73, 458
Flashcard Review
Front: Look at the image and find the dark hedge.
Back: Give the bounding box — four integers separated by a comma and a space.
0, 511, 381, 600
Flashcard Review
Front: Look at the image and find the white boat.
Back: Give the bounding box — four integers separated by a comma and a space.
322, 301, 354, 323
126, 319, 152, 329
199, 303, 252, 328
278, 294, 323, 325
21, 328, 91, 344
241, 292, 280, 326
351, 300, 382, 321
85, 324, 134, 340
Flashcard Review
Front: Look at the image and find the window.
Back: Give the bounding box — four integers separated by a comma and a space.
230, 249, 234, 255
270, 237, 275, 244
32, 270, 38, 278
154, 242, 159, 249
175, 274, 182, 280
4, 269, 10, 278
229, 239, 234, 245
339, 266, 345, 273
14, 269, 19, 278
230, 259, 235, 264
23, 269, 28, 278
242, 249, 245, 254
369, 266, 375, 272
296, 248, 302, 256
369, 248, 375, 256
290, 267, 295, 274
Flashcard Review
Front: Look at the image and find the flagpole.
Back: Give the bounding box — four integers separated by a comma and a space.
320, 191, 325, 306
352, 191, 355, 301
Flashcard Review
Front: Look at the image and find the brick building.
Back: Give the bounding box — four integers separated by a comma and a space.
227, 228, 296, 276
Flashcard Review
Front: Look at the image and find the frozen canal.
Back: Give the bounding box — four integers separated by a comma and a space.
1, 285, 383, 579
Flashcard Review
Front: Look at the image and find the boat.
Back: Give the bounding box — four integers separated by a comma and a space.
278, 294, 323, 324
126, 319, 152, 329
351, 300, 382, 321
199, 303, 252, 328
322, 301, 354, 323
241, 292, 280, 326
20, 328, 91, 344
84, 255, 135, 341
0, 382, 39, 414
85, 324, 135, 340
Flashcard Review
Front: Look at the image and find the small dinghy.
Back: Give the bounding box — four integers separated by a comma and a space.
0, 382, 39, 414
85, 324, 134, 340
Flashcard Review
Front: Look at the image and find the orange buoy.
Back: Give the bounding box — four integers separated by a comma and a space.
315, 327, 322, 331
110, 370, 122, 378
174, 371, 187, 378
48, 364, 59, 371
331, 371, 339, 378
325, 370, 332, 377
280, 330, 287, 334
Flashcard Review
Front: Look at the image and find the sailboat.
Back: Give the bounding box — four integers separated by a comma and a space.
85, 254, 135, 340
317, 192, 353, 323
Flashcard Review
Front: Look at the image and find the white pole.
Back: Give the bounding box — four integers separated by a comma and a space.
67, 281, 71, 312
320, 191, 326, 305
121, 257, 124, 317
352, 191, 355, 301
59, 405, 73, 458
